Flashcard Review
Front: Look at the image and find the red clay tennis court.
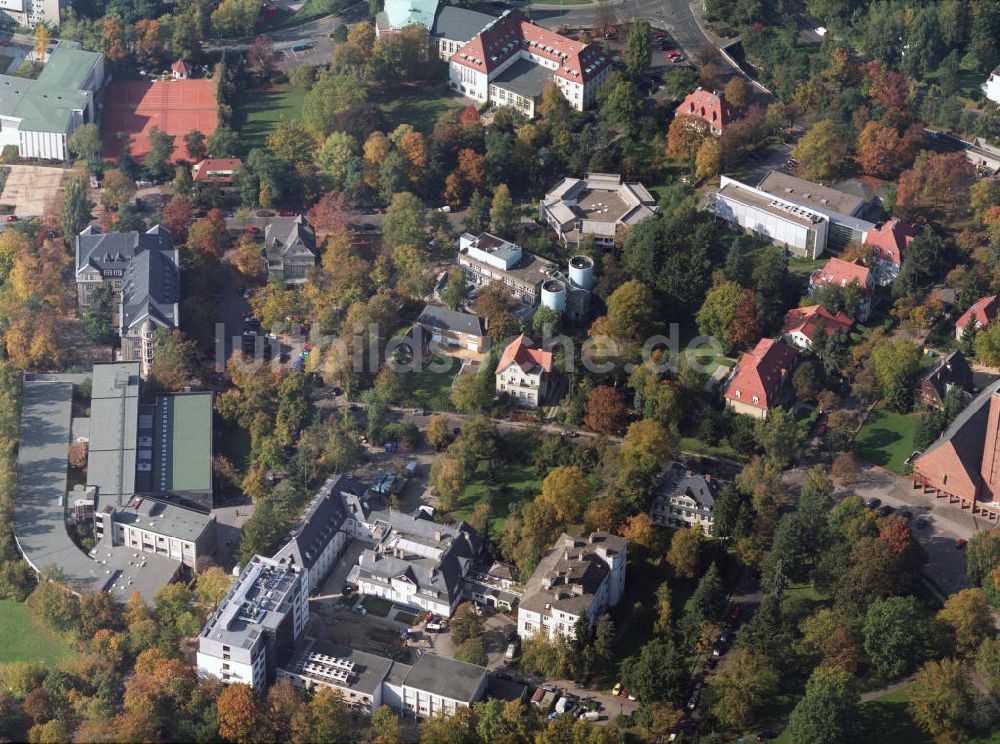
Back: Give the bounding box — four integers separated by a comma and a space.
102, 78, 219, 162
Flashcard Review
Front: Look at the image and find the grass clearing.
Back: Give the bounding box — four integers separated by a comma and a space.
362, 596, 393, 617
0, 600, 78, 665
853, 404, 920, 475
232, 83, 307, 154
395, 610, 419, 625
452, 460, 542, 539
400, 355, 460, 411
380, 92, 467, 135
679, 437, 745, 463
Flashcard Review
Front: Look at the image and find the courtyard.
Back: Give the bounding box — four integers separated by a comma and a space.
0, 164, 66, 216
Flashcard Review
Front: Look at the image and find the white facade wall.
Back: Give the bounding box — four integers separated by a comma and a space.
114, 521, 198, 567
783, 329, 813, 350
196, 638, 266, 689
18, 128, 68, 160
496, 362, 543, 407
716, 193, 815, 254
985, 69, 1000, 105
402, 683, 482, 719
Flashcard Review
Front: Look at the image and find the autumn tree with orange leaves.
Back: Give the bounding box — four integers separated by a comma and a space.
855, 121, 923, 178
896, 151, 975, 220
217, 683, 261, 743
667, 115, 711, 161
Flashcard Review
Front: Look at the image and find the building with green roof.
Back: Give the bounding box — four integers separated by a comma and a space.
0, 40, 105, 161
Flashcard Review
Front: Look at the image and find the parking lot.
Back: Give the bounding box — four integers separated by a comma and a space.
0, 164, 66, 216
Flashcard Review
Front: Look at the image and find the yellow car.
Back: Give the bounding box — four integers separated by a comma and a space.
611, 683, 623, 697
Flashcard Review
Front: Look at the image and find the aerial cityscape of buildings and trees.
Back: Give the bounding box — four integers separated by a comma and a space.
0, 0, 998, 742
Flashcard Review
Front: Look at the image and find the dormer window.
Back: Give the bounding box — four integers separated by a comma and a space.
752, 395, 760, 405
734, 390, 741, 399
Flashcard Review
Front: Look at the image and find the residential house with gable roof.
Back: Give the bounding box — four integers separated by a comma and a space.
355, 512, 484, 617
917, 350, 973, 411
416, 304, 487, 353
780, 304, 853, 350
956, 295, 1000, 340
651, 462, 725, 535
495, 334, 554, 408
447, 8, 611, 115
863, 219, 918, 285
724, 338, 799, 419
810, 257, 875, 321
517, 531, 626, 640
75, 225, 178, 376
675, 87, 734, 135
264, 215, 318, 284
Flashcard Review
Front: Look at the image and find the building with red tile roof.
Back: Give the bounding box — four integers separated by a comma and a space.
171, 59, 190, 79
675, 87, 734, 135
192, 158, 243, 185
956, 295, 1000, 341
447, 8, 610, 115
780, 304, 853, 350
863, 219, 917, 285
809, 257, 874, 321
723, 338, 799, 419
912, 379, 1000, 524
495, 334, 555, 408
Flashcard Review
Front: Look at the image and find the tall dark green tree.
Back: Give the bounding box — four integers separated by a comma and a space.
82, 285, 115, 345
624, 20, 651, 79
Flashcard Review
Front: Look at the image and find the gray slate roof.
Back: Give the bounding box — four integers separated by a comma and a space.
358, 513, 482, 605
417, 304, 485, 337
265, 215, 317, 261
120, 243, 180, 333
430, 5, 495, 42
402, 652, 486, 703
519, 532, 625, 617
274, 473, 366, 574
76, 224, 174, 278
656, 462, 723, 509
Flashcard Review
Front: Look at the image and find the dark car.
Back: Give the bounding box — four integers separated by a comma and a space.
878, 505, 895, 517
867, 498, 882, 508
898, 510, 913, 522
915, 518, 929, 529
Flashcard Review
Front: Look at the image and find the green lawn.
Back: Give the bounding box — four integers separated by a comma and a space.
395, 610, 419, 625
0, 600, 78, 665
452, 460, 542, 538
787, 256, 826, 276
853, 404, 921, 475
231, 83, 307, 154
400, 355, 460, 411
362, 596, 393, 617
380, 93, 467, 135
679, 437, 745, 463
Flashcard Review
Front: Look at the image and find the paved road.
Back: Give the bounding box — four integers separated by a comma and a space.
532, 0, 735, 72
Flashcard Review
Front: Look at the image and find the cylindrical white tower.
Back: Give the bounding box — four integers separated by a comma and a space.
540, 279, 567, 314
568, 255, 594, 291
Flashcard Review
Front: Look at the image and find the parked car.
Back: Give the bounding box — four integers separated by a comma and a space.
426, 615, 446, 632
244, 225, 261, 235
898, 510, 913, 521
878, 505, 895, 517
278, 209, 296, 216
505, 642, 519, 661
915, 518, 929, 529
956, 538, 968, 549
687, 681, 703, 710
612, 682, 623, 696
867, 498, 881, 508
3, 215, 17, 222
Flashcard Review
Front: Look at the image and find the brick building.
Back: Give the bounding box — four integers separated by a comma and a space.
912, 379, 1000, 522
956, 295, 1000, 341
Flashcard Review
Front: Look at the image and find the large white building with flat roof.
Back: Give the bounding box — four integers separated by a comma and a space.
714, 175, 831, 259
197, 555, 309, 690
